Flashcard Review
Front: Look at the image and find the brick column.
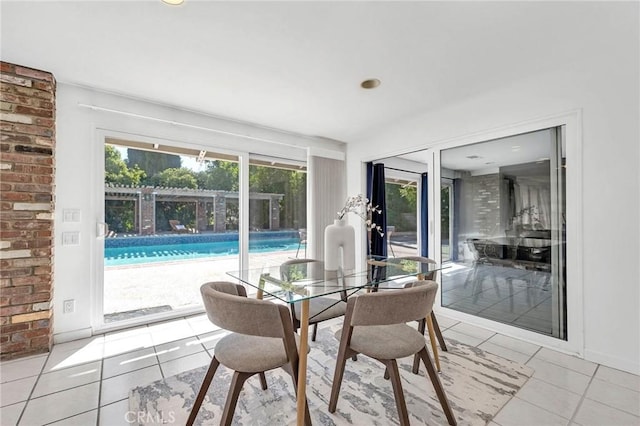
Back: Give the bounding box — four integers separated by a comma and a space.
270, 196, 280, 230
196, 200, 207, 232
139, 188, 155, 235
0, 62, 55, 359
214, 195, 226, 232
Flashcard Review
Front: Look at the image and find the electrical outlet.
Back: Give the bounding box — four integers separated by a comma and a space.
63, 299, 75, 314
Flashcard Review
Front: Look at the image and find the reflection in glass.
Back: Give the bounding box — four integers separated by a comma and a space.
440, 128, 567, 339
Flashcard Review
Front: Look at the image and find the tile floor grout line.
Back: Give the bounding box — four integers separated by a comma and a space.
96, 337, 106, 426
567, 364, 599, 426
489, 344, 543, 426
15, 350, 52, 426
483, 337, 540, 358
40, 407, 98, 426
530, 350, 599, 377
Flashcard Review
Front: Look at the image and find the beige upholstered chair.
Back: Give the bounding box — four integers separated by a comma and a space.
280, 258, 347, 341
328, 281, 457, 426
187, 281, 311, 426
371, 256, 448, 372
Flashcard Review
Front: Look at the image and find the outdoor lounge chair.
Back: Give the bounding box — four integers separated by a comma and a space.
169, 220, 191, 233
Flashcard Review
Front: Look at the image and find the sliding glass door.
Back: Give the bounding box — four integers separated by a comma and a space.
100, 139, 310, 327
439, 128, 567, 339
102, 138, 240, 324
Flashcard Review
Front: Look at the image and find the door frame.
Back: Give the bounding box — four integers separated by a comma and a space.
430, 110, 582, 356
92, 128, 249, 333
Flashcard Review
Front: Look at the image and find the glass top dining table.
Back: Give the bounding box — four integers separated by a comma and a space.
226, 257, 447, 426
226, 257, 446, 303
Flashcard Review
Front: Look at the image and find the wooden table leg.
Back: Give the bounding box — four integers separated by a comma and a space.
296, 299, 310, 426
426, 314, 441, 372
257, 275, 265, 300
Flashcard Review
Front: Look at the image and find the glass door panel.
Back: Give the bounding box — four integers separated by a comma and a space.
439, 128, 567, 339
385, 181, 418, 257
103, 139, 240, 324
247, 158, 307, 269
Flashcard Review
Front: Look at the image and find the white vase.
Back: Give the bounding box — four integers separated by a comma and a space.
324, 218, 355, 271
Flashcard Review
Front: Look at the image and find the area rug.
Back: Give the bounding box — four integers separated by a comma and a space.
130, 327, 533, 425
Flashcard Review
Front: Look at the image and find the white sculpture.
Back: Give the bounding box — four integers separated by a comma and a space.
324, 218, 355, 271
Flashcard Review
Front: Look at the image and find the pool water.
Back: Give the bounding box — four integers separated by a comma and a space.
105, 237, 301, 267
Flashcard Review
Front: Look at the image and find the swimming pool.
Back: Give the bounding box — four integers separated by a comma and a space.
104, 232, 301, 267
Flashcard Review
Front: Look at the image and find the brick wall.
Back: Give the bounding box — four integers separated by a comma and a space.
459, 172, 502, 237
0, 62, 55, 359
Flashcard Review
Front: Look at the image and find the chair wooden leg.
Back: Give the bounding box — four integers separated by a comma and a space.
311, 323, 318, 342
258, 372, 268, 390
418, 348, 457, 426
412, 318, 427, 374
221, 371, 252, 426
430, 311, 448, 352
186, 356, 220, 426
426, 315, 441, 372
328, 342, 351, 413
384, 359, 410, 426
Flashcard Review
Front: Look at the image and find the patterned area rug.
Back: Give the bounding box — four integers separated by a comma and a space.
130, 327, 533, 425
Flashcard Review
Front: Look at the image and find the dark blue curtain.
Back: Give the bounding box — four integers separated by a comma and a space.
365, 162, 374, 255
370, 163, 387, 257
420, 173, 429, 257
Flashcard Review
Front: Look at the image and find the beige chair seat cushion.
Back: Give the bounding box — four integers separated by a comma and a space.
294, 297, 347, 323
215, 333, 306, 373
335, 323, 425, 360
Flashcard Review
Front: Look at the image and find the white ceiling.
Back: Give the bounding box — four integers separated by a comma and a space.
1, 1, 593, 144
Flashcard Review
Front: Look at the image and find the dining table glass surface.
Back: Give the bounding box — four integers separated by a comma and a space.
226, 257, 447, 304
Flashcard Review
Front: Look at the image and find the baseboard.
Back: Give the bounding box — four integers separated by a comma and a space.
53, 327, 93, 344
584, 348, 640, 375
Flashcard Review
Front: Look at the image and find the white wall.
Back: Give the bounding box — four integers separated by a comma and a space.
54, 84, 345, 342
346, 5, 639, 374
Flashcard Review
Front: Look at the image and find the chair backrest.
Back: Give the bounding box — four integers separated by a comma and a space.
279, 258, 321, 281
200, 281, 291, 339
348, 280, 438, 326
393, 256, 437, 280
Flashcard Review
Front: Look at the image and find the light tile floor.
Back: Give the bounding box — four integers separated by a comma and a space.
1, 314, 638, 426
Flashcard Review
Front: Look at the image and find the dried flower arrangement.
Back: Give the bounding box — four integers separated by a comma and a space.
337, 194, 384, 237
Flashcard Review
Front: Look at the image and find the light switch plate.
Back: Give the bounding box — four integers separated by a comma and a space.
63, 209, 81, 223
62, 232, 80, 246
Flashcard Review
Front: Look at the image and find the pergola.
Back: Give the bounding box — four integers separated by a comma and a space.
105, 184, 284, 235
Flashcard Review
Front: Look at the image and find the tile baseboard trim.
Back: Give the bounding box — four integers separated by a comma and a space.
584, 349, 640, 376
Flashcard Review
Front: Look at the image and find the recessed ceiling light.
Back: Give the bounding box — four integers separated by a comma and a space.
162, 0, 184, 5
361, 79, 381, 89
